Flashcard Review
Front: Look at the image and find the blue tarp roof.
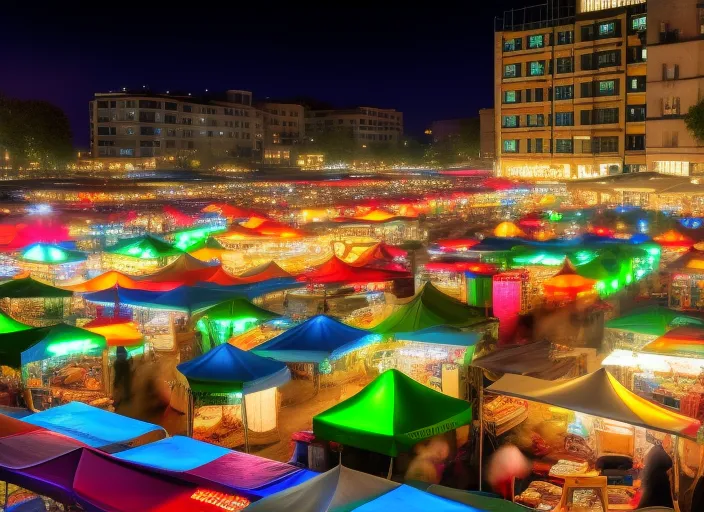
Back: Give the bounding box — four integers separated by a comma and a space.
113, 436, 317, 499
252, 315, 373, 363
355, 485, 480, 512
21, 402, 165, 451
394, 325, 480, 346
199, 277, 303, 300
177, 343, 290, 394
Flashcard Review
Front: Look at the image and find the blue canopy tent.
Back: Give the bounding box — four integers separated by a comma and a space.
19, 402, 166, 453
113, 435, 316, 501
198, 277, 304, 300
251, 315, 374, 363
177, 343, 291, 452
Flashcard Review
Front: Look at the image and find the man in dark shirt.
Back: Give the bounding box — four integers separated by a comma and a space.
638, 443, 674, 509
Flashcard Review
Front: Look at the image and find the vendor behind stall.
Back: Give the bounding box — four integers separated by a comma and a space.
638, 437, 674, 510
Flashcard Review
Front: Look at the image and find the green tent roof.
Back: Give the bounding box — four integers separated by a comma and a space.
371, 283, 486, 334
20, 323, 108, 366
605, 306, 704, 336
313, 369, 472, 456
17, 243, 87, 264
194, 297, 280, 323
0, 310, 31, 334
0, 277, 73, 299
107, 234, 183, 259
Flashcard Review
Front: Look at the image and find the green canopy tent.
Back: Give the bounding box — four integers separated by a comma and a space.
192, 297, 281, 351
0, 323, 103, 367
0, 277, 73, 299
605, 306, 704, 337
106, 234, 183, 259
0, 277, 74, 327
0, 310, 31, 334
313, 369, 472, 458
371, 283, 487, 334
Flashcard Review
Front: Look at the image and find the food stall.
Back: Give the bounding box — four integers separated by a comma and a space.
13, 243, 87, 285
177, 343, 291, 452
484, 369, 703, 511
103, 234, 183, 275
667, 245, 704, 311
0, 277, 74, 327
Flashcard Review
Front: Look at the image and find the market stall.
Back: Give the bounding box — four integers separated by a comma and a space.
0, 277, 74, 327
484, 368, 702, 511
13, 243, 87, 285
667, 245, 704, 310
313, 369, 472, 474
603, 306, 704, 353
103, 234, 183, 275
18, 323, 143, 411
494, 221, 526, 239
542, 260, 597, 305
64, 269, 174, 292
177, 343, 291, 451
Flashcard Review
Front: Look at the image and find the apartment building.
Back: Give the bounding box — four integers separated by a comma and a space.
479, 108, 496, 159
305, 107, 403, 146
495, 0, 647, 180
646, 0, 704, 176
259, 102, 305, 164
89, 90, 304, 167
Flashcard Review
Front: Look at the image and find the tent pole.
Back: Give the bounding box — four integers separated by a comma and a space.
673, 435, 681, 512
242, 393, 250, 454
387, 456, 393, 480
478, 370, 484, 491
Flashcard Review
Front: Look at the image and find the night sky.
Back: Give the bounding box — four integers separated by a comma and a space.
2, 3, 527, 147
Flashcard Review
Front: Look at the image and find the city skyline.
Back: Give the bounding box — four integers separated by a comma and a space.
1, 2, 527, 147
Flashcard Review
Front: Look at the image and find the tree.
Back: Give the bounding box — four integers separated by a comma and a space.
0, 95, 73, 169
685, 99, 704, 143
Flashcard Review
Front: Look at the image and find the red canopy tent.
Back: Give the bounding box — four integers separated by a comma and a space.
298, 256, 411, 285
350, 242, 407, 267
238, 261, 293, 283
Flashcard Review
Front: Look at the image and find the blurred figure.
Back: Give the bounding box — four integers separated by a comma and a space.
404, 436, 451, 484
487, 445, 531, 500
638, 439, 674, 510
112, 346, 132, 408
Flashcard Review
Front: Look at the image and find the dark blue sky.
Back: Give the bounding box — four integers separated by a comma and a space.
1, 2, 527, 147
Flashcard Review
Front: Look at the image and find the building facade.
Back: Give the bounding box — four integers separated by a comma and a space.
89, 90, 304, 168
646, 0, 704, 177
259, 102, 305, 164
479, 108, 496, 159
495, 0, 647, 180
305, 107, 403, 146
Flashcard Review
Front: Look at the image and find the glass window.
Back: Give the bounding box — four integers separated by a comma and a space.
503, 140, 518, 153
598, 80, 616, 96
504, 64, 519, 78
557, 57, 573, 74
556, 139, 573, 153
627, 106, 646, 122
528, 34, 545, 49
504, 38, 522, 51
555, 85, 574, 100
632, 16, 646, 32
598, 21, 616, 37
502, 115, 519, 128
535, 138, 543, 153
535, 88, 544, 102
555, 112, 574, 126
628, 76, 646, 92
504, 91, 519, 103
526, 114, 545, 127
528, 61, 545, 76
557, 30, 574, 45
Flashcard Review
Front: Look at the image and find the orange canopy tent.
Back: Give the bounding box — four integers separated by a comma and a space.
493, 221, 526, 238
135, 254, 242, 287
237, 261, 292, 284
543, 260, 596, 300
640, 326, 704, 358
215, 224, 262, 241
201, 203, 259, 219
350, 243, 407, 267
65, 271, 177, 293
249, 220, 304, 238
298, 256, 411, 285
653, 229, 694, 249
83, 317, 145, 347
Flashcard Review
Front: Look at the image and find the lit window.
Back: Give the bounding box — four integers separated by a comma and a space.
503, 140, 518, 153
632, 16, 646, 32
598, 21, 615, 37
528, 34, 545, 49
504, 64, 518, 78
504, 91, 518, 103
528, 61, 545, 76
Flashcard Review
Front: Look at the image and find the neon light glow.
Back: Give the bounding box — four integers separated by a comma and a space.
189, 489, 250, 511
47, 339, 103, 357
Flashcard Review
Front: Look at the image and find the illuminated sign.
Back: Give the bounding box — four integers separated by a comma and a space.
580, 0, 645, 14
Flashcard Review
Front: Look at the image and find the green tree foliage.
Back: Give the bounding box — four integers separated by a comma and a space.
0, 95, 73, 169
425, 117, 481, 168
685, 99, 704, 143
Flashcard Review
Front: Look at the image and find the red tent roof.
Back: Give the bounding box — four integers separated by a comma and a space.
434, 239, 480, 252
238, 261, 292, 283
351, 243, 407, 267
162, 206, 194, 228
654, 229, 694, 248
424, 261, 497, 275
133, 254, 242, 287
298, 256, 411, 284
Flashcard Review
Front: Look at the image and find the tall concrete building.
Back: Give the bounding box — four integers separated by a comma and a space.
494, 0, 647, 179
304, 107, 403, 146
479, 108, 496, 159
89, 90, 304, 168
646, 0, 704, 176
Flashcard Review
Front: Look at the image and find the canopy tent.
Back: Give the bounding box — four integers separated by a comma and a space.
178, 343, 291, 394
0, 309, 31, 334
493, 221, 526, 238
20, 323, 108, 365
640, 326, 704, 358
313, 369, 472, 456
542, 259, 596, 299
238, 261, 293, 283
471, 341, 578, 380
394, 325, 480, 347
201, 203, 259, 220
244, 465, 476, 512
64, 270, 177, 293
17, 243, 86, 264
195, 297, 280, 325
653, 229, 694, 249
605, 306, 704, 336
22, 402, 166, 452
83, 317, 145, 347
216, 224, 264, 241
187, 237, 228, 263
250, 220, 305, 238
170, 225, 227, 252
0, 277, 73, 298
113, 435, 316, 500
486, 368, 702, 440
667, 247, 704, 272
0, 220, 69, 252
252, 315, 373, 363
430, 239, 480, 253
371, 283, 486, 334
348, 242, 407, 267
426, 484, 546, 512
298, 256, 411, 285
134, 253, 216, 282
106, 234, 183, 259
